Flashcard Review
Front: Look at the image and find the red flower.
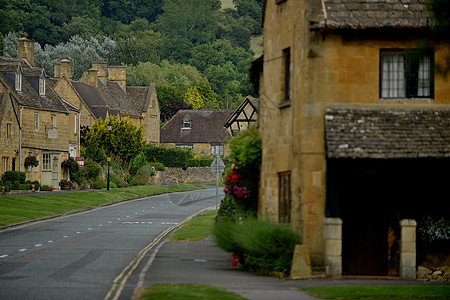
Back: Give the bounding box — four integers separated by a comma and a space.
231, 260, 237, 266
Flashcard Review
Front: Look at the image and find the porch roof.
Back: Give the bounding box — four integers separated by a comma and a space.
325, 105, 450, 159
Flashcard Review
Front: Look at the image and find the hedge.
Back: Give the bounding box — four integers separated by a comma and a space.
143, 145, 194, 168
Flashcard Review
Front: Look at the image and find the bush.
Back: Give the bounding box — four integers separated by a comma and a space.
0, 179, 3, 186
186, 158, 214, 167
143, 145, 194, 168
91, 178, 105, 189
33, 181, 40, 191
213, 218, 300, 276
3, 171, 26, 184
151, 162, 165, 171
40, 185, 53, 191
129, 152, 148, 176
217, 197, 237, 222
12, 181, 20, 190
4, 181, 12, 192
84, 159, 102, 179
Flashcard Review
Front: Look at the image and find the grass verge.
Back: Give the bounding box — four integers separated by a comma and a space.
141, 284, 245, 300
0, 184, 204, 227
301, 285, 450, 299
168, 210, 216, 242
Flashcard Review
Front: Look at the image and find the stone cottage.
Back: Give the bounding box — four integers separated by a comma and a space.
255, 0, 450, 278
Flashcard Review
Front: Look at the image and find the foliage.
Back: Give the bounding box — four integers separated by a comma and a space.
418, 216, 450, 242
60, 179, 73, 188
223, 125, 261, 213
213, 218, 300, 276
86, 116, 145, 163
84, 159, 102, 179
40, 185, 54, 191
112, 35, 160, 66
427, 0, 450, 74
129, 152, 148, 176
3, 171, 26, 184
24, 155, 39, 168
160, 98, 192, 122
143, 145, 194, 168
184, 86, 204, 109
61, 157, 79, 173
151, 162, 165, 172
80, 125, 90, 147
12, 181, 20, 190
4, 181, 12, 192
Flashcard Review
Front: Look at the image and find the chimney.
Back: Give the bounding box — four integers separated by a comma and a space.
88, 68, 98, 87
108, 65, 127, 90
60, 59, 72, 80
91, 62, 108, 83
18, 37, 35, 66
54, 63, 61, 78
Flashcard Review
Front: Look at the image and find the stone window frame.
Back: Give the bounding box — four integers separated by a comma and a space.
278, 171, 291, 224
74, 114, 77, 135
34, 112, 39, 132
279, 47, 291, 108
380, 48, 435, 100
50, 115, 56, 130
39, 72, 46, 96
6, 123, 11, 139
42, 153, 51, 171
15, 68, 22, 92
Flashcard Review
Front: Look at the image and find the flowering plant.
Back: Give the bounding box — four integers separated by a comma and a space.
61, 157, 78, 169
224, 164, 250, 200
60, 178, 72, 187
24, 155, 39, 168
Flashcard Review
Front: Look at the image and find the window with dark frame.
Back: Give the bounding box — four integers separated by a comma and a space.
279, 172, 291, 224
283, 48, 291, 102
210, 144, 224, 156
380, 49, 434, 99
182, 120, 191, 128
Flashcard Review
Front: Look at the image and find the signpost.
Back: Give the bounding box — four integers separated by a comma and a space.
210, 154, 225, 215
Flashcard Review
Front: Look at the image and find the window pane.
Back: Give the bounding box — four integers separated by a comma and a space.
381, 53, 405, 98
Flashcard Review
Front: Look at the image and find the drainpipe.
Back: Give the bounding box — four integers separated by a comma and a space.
19, 106, 23, 172
78, 111, 81, 157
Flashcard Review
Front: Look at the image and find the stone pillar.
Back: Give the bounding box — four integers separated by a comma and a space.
18, 37, 34, 66
60, 59, 72, 80
290, 244, 312, 279
399, 219, 417, 279
323, 217, 342, 277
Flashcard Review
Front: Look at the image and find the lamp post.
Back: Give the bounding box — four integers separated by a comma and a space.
107, 120, 112, 190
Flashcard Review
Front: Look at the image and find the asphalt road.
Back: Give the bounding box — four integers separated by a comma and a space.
0, 187, 221, 300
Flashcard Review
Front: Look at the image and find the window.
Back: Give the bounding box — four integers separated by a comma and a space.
6, 123, 11, 139
51, 115, 56, 130
175, 144, 193, 149
39, 73, 46, 96
282, 48, 291, 102
279, 172, 291, 224
380, 49, 434, 99
182, 120, 191, 128
42, 153, 51, 170
15, 68, 22, 92
74, 114, 77, 135
210, 144, 224, 156
34, 113, 39, 132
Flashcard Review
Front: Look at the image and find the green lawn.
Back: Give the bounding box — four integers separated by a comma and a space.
0, 184, 204, 227
168, 210, 216, 241
301, 285, 450, 300
141, 284, 245, 300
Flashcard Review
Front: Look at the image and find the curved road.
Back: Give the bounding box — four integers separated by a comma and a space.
0, 187, 221, 300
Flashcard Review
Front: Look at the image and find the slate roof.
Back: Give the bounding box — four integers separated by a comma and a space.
97, 80, 141, 116
161, 110, 233, 144
325, 106, 450, 159
312, 0, 431, 31
71, 81, 118, 120
127, 84, 156, 114
0, 57, 69, 113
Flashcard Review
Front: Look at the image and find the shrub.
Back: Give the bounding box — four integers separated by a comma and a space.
61, 157, 80, 173
213, 218, 300, 276
0, 179, 3, 185
91, 178, 105, 189
84, 159, 102, 179
186, 158, 214, 167
4, 181, 12, 192
3, 171, 26, 184
12, 181, 20, 190
33, 181, 40, 191
151, 162, 165, 171
217, 197, 237, 222
143, 144, 194, 168
40, 185, 53, 191
129, 152, 148, 176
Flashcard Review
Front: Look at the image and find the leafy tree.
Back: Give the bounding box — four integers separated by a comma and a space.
101, 0, 163, 24
61, 16, 103, 41
86, 116, 145, 163
160, 98, 192, 122
184, 86, 204, 109
112, 35, 159, 66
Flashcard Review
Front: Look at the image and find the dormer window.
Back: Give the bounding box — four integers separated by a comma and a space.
182, 120, 191, 128
39, 73, 45, 96
15, 68, 22, 92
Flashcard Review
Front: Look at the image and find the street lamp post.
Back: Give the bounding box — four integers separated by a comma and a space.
107, 120, 112, 190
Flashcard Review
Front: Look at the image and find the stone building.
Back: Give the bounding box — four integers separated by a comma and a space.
255, 0, 450, 278
52, 61, 160, 145
161, 110, 233, 156
0, 38, 79, 187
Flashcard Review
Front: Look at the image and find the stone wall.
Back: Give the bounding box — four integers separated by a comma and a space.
163, 167, 219, 183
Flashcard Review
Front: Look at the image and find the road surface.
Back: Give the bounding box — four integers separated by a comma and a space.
0, 187, 221, 300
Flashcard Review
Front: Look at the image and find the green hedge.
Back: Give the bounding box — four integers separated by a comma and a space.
3, 171, 26, 184
143, 145, 194, 168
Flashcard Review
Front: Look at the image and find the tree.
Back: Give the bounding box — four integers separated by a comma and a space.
160, 98, 193, 122
184, 86, 204, 109
86, 116, 145, 163
427, 0, 450, 74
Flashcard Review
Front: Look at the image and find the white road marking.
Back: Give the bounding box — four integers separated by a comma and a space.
35, 244, 42, 247
63, 236, 68, 238
19, 249, 27, 252
0, 254, 8, 258
48, 240, 53, 243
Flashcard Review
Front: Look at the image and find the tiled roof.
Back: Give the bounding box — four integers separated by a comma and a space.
161, 110, 233, 143
127, 85, 155, 114
0, 57, 68, 113
312, 0, 430, 30
325, 105, 450, 159
97, 80, 141, 116
71, 81, 117, 120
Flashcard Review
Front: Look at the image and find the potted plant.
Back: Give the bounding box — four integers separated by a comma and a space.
24, 155, 39, 168
60, 178, 73, 190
